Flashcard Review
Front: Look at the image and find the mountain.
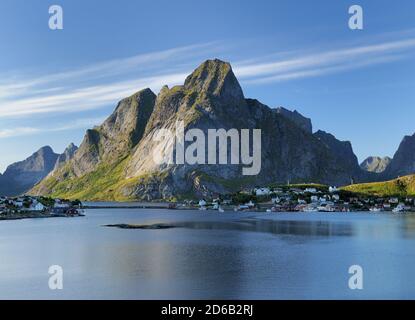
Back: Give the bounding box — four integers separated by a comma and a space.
31, 59, 369, 201
313, 130, 364, 183
0, 146, 59, 196
384, 133, 415, 179
275, 107, 312, 134
31, 88, 156, 199
54, 143, 78, 170
360, 156, 391, 173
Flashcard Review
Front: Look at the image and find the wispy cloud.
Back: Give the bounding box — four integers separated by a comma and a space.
234, 37, 415, 84
0, 35, 414, 120
0, 116, 106, 139
240, 54, 407, 84
0, 43, 220, 119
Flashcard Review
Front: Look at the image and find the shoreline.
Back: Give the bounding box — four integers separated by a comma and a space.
0, 212, 85, 221
83, 204, 415, 214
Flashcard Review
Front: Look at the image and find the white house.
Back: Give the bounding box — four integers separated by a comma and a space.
255, 188, 271, 196
31, 203, 45, 211
198, 199, 207, 207
319, 197, 327, 203
54, 202, 70, 209
271, 197, 281, 204
246, 200, 255, 208
332, 194, 340, 201
310, 195, 319, 203
329, 186, 338, 193
13, 200, 23, 208
389, 197, 399, 204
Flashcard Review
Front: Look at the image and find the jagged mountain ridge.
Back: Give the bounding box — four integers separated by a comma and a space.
54, 143, 78, 171
30, 59, 370, 201
0, 144, 78, 197
384, 133, 415, 179
0, 146, 59, 196
275, 107, 312, 134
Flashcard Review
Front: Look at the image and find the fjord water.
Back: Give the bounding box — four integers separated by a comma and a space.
1, 208, 415, 299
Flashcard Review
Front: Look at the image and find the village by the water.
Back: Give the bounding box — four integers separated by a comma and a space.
191, 185, 414, 213
1, 184, 413, 221
0, 196, 83, 220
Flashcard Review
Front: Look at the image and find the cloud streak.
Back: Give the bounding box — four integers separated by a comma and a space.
0, 116, 106, 139
234, 37, 415, 83
1, 35, 415, 120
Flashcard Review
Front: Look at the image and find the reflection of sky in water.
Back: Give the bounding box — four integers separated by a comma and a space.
0, 210, 415, 299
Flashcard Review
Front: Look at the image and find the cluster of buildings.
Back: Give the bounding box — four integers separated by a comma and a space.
251, 186, 414, 213
192, 185, 414, 213
0, 196, 82, 217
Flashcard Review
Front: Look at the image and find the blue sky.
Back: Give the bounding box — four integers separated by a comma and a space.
0, 0, 414, 172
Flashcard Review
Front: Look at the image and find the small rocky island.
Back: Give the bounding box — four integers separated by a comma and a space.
104, 223, 177, 230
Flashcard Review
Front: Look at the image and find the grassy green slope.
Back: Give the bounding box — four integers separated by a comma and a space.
342, 174, 415, 197
34, 156, 138, 201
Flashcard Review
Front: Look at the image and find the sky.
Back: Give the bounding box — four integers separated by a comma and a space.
0, 0, 414, 172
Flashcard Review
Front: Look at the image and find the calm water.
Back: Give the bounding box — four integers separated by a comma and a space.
0, 208, 415, 300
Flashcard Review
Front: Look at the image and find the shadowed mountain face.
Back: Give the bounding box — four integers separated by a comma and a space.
30, 59, 371, 201
360, 156, 391, 173
0, 146, 59, 196
275, 107, 312, 134
54, 143, 78, 171
384, 133, 415, 179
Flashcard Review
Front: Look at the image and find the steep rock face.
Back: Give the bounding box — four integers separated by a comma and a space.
31, 59, 369, 201
0, 146, 59, 196
30, 88, 156, 197
384, 133, 415, 179
121, 60, 365, 199
54, 143, 78, 171
70, 88, 156, 177
125, 59, 254, 179
360, 156, 391, 173
275, 107, 312, 134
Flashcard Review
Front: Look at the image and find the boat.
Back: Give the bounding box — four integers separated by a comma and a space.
392, 204, 406, 213
317, 205, 335, 212
168, 203, 177, 210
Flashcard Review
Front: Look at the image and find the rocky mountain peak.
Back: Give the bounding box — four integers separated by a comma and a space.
66, 143, 78, 153
360, 156, 391, 173
384, 133, 415, 178
275, 107, 313, 133
5, 146, 58, 174
0, 146, 59, 196
54, 143, 79, 171
184, 59, 244, 102
102, 88, 156, 144
69, 88, 157, 177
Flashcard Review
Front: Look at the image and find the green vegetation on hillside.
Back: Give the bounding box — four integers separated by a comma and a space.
34, 157, 134, 201
342, 174, 415, 197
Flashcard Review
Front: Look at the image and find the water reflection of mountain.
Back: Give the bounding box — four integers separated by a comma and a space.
172, 219, 355, 237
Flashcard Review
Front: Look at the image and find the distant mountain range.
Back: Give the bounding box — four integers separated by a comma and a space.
360, 156, 392, 173
0, 144, 77, 196
1, 59, 414, 200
